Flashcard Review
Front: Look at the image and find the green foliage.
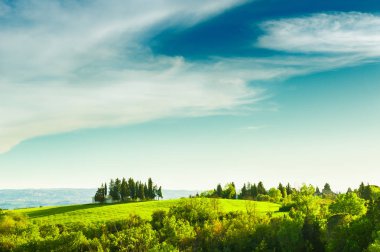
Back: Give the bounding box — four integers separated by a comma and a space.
222, 182, 237, 199
268, 187, 282, 203
94, 186, 106, 203
109, 223, 159, 251
95, 177, 162, 202
368, 231, 380, 252
2, 183, 379, 251
160, 216, 195, 250
168, 198, 219, 226
256, 194, 271, 202
238, 182, 259, 199
0, 212, 28, 234
329, 192, 366, 217
257, 181, 267, 195
291, 184, 321, 218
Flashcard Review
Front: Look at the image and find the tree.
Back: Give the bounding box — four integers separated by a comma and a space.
315, 186, 321, 196
148, 178, 154, 200
268, 188, 282, 202
104, 182, 108, 197
128, 178, 136, 200
223, 183, 236, 199
286, 183, 293, 195
138, 182, 145, 200
251, 183, 258, 199
109, 179, 115, 200
121, 178, 129, 201
362, 184, 372, 201
216, 184, 223, 198
257, 181, 266, 195
231, 182, 237, 199
109, 178, 121, 201
239, 184, 247, 199
153, 185, 158, 200
322, 183, 332, 195
278, 183, 286, 198
291, 184, 320, 217
329, 192, 366, 217
94, 187, 106, 203
358, 182, 366, 198
157, 186, 163, 200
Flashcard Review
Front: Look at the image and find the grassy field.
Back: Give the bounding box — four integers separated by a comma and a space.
15, 199, 281, 224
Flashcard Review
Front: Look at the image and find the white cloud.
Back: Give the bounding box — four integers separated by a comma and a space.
2, 5, 380, 153
1, 0, 258, 153
258, 12, 380, 57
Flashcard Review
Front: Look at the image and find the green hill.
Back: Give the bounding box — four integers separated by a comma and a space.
15, 199, 280, 224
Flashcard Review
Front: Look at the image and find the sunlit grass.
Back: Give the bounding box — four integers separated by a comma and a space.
15, 199, 280, 224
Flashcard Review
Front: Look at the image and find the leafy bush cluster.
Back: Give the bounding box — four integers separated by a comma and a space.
1, 184, 379, 251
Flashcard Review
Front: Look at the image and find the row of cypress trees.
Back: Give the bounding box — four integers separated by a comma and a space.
94, 177, 162, 203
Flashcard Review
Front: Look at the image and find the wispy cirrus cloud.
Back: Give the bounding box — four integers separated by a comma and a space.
2, 4, 380, 154
257, 12, 380, 57
0, 0, 257, 153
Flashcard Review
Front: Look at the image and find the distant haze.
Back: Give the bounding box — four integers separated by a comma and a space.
0, 189, 199, 209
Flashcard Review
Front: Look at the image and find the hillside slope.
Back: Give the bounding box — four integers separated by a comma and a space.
16, 199, 280, 224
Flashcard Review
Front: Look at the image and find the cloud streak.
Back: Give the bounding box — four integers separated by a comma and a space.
0, 0, 256, 153
258, 12, 380, 57
1, 5, 380, 153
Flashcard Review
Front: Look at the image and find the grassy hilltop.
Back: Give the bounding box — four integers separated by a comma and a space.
15, 198, 280, 224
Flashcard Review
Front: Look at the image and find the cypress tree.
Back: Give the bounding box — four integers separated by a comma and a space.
322, 183, 332, 195
104, 183, 107, 197
315, 186, 321, 196
216, 184, 223, 198
144, 183, 149, 199
109, 179, 115, 200
358, 182, 365, 198
138, 182, 145, 200
121, 178, 128, 201
128, 178, 136, 200
240, 183, 247, 199
157, 186, 163, 200
257, 181, 266, 195
251, 183, 258, 199
94, 187, 106, 203
278, 183, 286, 198
148, 178, 154, 199
286, 183, 292, 195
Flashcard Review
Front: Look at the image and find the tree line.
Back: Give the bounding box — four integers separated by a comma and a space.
94, 177, 162, 203
199, 181, 350, 202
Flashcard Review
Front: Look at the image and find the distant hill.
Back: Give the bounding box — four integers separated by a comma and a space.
0, 189, 199, 209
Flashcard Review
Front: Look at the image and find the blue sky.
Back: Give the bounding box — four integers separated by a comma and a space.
1, 0, 380, 191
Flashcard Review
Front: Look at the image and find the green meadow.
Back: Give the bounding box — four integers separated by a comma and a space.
15, 198, 280, 224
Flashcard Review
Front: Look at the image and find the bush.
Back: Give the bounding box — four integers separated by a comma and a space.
256, 194, 271, 202
109, 223, 159, 251
279, 202, 296, 212
0, 212, 28, 234
168, 198, 219, 226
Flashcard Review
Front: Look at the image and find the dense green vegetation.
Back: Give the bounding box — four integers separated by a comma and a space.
0, 182, 379, 251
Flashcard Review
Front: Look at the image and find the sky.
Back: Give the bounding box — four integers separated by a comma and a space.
0, 0, 380, 191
